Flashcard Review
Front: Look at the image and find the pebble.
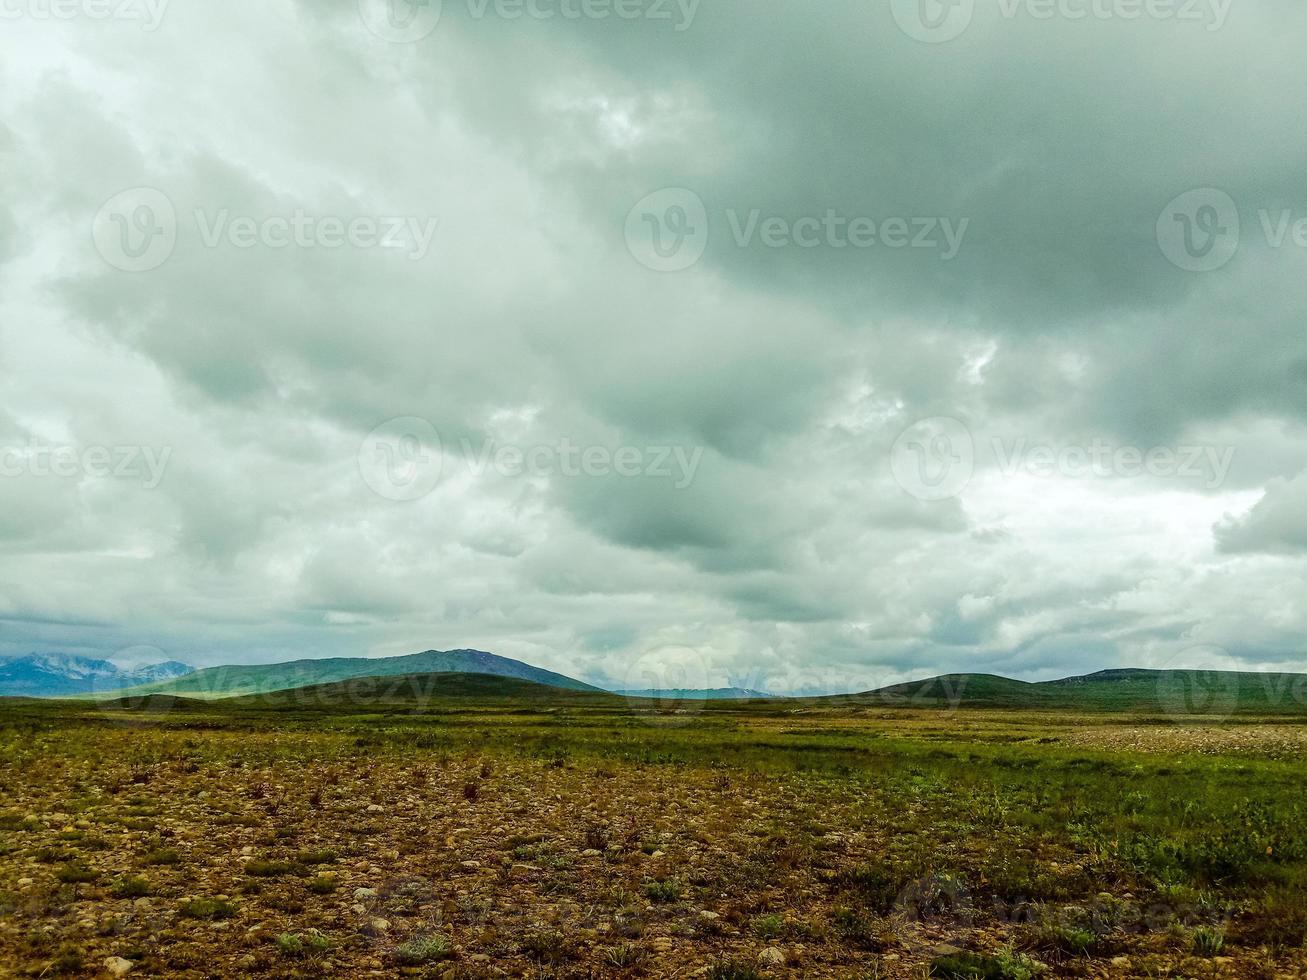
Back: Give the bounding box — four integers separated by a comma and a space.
17, 877, 33, 887
366, 804, 385, 813
759, 948, 785, 968
104, 957, 135, 977
354, 887, 377, 900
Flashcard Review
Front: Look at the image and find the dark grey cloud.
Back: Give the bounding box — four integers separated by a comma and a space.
0, 0, 1304, 684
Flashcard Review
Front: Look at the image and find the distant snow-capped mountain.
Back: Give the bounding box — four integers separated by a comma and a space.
615, 687, 775, 700
0, 654, 194, 698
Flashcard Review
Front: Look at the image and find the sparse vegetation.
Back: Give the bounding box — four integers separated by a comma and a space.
275, 931, 330, 958
392, 934, 453, 964
1, 694, 1305, 976
643, 877, 683, 903
178, 897, 236, 920
110, 875, 151, 897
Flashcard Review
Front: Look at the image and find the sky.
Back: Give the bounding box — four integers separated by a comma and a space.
1, 0, 1305, 695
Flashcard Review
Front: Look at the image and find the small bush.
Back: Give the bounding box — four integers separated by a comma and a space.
931, 949, 1045, 980
1192, 925, 1225, 956
752, 914, 785, 939
603, 943, 648, 968
48, 943, 85, 975
275, 931, 330, 958
520, 930, 575, 963
245, 859, 303, 878
55, 862, 97, 884
831, 907, 893, 951
111, 876, 151, 898
393, 934, 453, 964
643, 878, 682, 903
179, 897, 236, 920
706, 962, 764, 980
142, 848, 180, 866
308, 873, 338, 895
1029, 922, 1097, 956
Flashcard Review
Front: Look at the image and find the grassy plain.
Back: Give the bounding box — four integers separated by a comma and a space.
1, 685, 1305, 978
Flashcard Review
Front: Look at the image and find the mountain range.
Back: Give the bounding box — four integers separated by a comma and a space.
0, 654, 194, 698
615, 688, 774, 700
6, 648, 1306, 715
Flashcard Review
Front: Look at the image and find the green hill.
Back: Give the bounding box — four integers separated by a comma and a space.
99, 649, 600, 700
223, 672, 620, 711
852, 667, 1307, 714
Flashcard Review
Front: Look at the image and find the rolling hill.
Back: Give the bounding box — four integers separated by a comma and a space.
100, 649, 600, 700
224, 672, 621, 710
852, 667, 1307, 714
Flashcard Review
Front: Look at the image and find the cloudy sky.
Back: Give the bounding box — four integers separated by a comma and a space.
2, 0, 1305, 694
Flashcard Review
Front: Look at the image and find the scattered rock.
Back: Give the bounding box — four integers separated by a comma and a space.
758, 948, 785, 969
103, 957, 135, 977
